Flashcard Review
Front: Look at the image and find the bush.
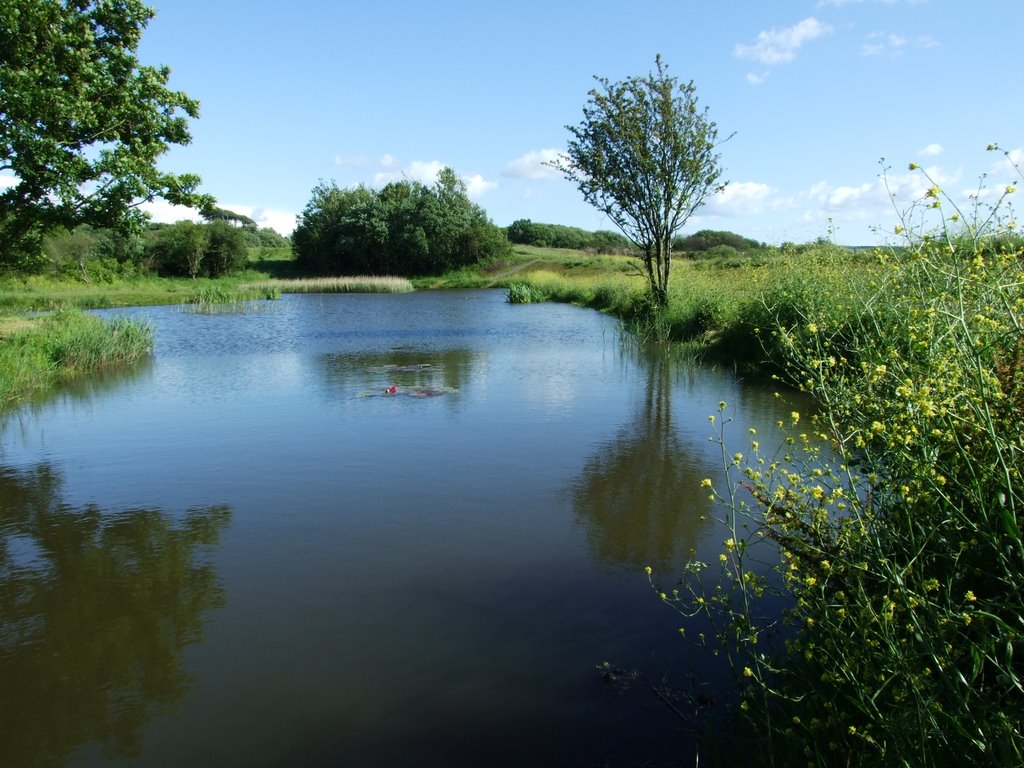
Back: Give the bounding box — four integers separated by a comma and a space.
661, 151, 1024, 766
506, 282, 545, 304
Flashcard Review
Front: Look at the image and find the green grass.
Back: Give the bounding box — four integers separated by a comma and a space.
244, 276, 414, 294
0, 309, 153, 410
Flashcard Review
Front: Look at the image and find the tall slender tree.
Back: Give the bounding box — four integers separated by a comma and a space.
555, 55, 728, 305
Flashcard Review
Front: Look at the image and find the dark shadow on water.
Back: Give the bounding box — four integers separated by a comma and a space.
0, 461, 232, 768
572, 345, 717, 574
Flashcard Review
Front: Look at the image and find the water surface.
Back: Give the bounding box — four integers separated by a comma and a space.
0, 290, 799, 766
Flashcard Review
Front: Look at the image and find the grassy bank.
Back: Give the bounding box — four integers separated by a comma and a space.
0, 309, 153, 410
485, 242, 881, 373
653, 165, 1024, 765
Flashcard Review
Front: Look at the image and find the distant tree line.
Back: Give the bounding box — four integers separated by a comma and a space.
671, 230, 770, 260
291, 168, 510, 276
506, 221, 766, 259
505, 219, 633, 253
40, 212, 289, 282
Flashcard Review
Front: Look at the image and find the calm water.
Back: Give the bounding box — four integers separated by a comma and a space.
0, 290, 799, 767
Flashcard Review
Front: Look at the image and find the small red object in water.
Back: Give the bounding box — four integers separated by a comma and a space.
386, 385, 398, 394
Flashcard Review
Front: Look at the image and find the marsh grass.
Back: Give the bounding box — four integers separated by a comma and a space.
245, 276, 414, 294
0, 309, 153, 410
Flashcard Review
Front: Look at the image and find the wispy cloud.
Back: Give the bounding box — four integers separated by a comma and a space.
861, 31, 937, 57
504, 149, 564, 181
734, 17, 833, 66
918, 143, 943, 157
862, 31, 907, 56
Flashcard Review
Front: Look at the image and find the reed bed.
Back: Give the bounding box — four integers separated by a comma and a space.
245, 276, 414, 294
0, 309, 153, 410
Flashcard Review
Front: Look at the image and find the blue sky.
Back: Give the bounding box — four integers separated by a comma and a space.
126, 1, 1022, 243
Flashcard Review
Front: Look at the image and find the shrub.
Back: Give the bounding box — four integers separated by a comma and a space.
659, 150, 1024, 766
505, 282, 546, 304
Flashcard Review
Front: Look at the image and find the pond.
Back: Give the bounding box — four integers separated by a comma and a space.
0, 290, 800, 767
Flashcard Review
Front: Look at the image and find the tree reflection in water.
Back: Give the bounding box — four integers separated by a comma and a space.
573, 348, 717, 574
0, 462, 231, 768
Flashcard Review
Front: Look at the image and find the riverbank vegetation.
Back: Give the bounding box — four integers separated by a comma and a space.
651, 154, 1024, 766
0, 309, 152, 410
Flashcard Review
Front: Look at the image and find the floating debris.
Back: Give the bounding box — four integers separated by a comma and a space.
358, 385, 458, 398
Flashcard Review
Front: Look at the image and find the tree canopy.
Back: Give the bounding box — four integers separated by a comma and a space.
555, 55, 728, 304
505, 219, 632, 252
0, 0, 210, 271
292, 170, 510, 276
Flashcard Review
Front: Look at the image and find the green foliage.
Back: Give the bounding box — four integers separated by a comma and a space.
505, 282, 546, 304
0, 0, 211, 271
556, 54, 728, 305
149, 221, 208, 278
674, 229, 763, 254
248, 227, 290, 249
292, 170, 510, 276
148, 220, 248, 278
668, 152, 1024, 766
200, 206, 256, 231
0, 309, 152, 409
505, 219, 633, 252
203, 220, 249, 276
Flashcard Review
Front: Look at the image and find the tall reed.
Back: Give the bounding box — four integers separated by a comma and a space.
244, 276, 414, 294
0, 309, 153, 409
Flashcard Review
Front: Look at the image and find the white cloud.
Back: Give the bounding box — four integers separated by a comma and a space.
802, 164, 963, 225
222, 204, 298, 235
0, 174, 18, 190
708, 181, 776, 216
504, 148, 564, 180
139, 200, 297, 235
406, 160, 445, 185
373, 159, 444, 187
734, 18, 833, 65
139, 199, 204, 226
746, 71, 770, 85
463, 174, 497, 199
918, 143, 943, 156
379, 153, 398, 168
